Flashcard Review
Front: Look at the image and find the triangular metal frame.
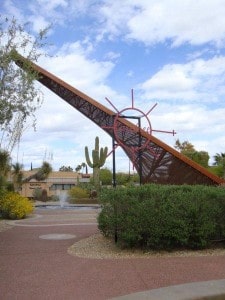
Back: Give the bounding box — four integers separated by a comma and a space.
14, 53, 225, 185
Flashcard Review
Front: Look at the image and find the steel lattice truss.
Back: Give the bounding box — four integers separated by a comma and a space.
14, 53, 225, 185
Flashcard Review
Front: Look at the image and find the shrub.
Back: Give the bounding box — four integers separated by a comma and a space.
98, 184, 225, 250
32, 188, 42, 200
68, 186, 89, 203
0, 192, 34, 219
50, 195, 59, 202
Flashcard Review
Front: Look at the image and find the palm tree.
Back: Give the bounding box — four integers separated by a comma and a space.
11, 162, 23, 192
81, 162, 86, 174
59, 165, 73, 172
213, 153, 225, 166
75, 164, 82, 173
213, 152, 225, 179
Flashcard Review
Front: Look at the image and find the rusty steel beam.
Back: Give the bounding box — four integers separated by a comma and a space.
13, 52, 225, 185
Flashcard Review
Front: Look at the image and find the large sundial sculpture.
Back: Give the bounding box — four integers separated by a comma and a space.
104, 91, 176, 185
14, 53, 224, 185
104, 91, 176, 155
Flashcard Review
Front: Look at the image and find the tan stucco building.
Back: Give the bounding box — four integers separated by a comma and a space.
20, 171, 90, 198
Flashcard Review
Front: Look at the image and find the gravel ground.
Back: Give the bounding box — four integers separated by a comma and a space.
68, 233, 225, 259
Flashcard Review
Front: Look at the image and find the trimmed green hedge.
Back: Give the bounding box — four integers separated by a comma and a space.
98, 184, 225, 250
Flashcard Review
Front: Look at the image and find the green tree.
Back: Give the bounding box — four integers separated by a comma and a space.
11, 162, 23, 192
213, 153, 225, 166
23, 161, 52, 182
0, 149, 11, 189
0, 16, 49, 153
59, 165, 73, 172
187, 151, 209, 168
116, 172, 130, 185
99, 168, 112, 185
208, 165, 224, 178
174, 139, 209, 168
129, 173, 140, 185
75, 164, 82, 172
81, 162, 87, 173
75, 162, 87, 174
213, 152, 225, 178
85, 136, 108, 191
174, 139, 195, 153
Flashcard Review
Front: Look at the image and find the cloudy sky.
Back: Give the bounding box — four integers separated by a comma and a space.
1, 0, 225, 172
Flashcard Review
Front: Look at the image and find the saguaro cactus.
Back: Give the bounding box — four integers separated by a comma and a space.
85, 136, 108, 191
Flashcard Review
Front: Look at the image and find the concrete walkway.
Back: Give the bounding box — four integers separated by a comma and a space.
0, 206, 225, 300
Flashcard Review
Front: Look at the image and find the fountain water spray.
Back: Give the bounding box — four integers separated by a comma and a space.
57, 190, 68, 208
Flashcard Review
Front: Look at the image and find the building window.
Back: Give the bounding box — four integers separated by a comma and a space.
50, 184, 75, 191
63, 184, 71, 190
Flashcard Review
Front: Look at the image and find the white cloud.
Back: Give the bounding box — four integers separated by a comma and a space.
39, 42, 129, 108
4, 0, 225, 49
96, 1, 137, 41
96, 0, 225, 47
3, 0, 225, 173
139, 56, 225, 102
36, 0, 68, 10
2, 0, 24, 22
104, 51, 120, 61
150, 102, 225, 166
11, 44, 225, 170
68, 0, 99, 14
42, 41, 114, 86
10, 40, 127, 171
29, 15, 50, 33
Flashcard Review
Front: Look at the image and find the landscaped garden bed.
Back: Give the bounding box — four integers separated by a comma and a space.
98, 184, 225, 251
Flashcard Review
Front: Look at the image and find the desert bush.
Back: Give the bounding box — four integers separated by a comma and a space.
68, 186, 89, 203
98, 184, 225, 250
50, 195, 59, 202
0, 192, 33, 219
32, 188, 42, 200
